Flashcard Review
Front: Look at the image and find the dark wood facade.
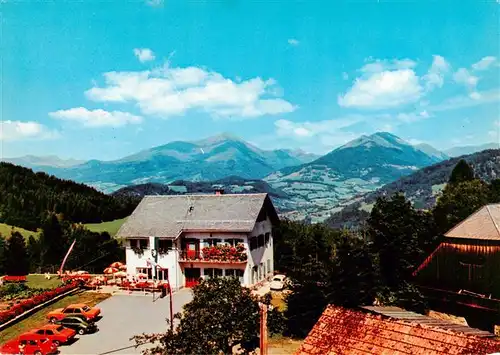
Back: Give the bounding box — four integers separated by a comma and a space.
414, 238, 500, 298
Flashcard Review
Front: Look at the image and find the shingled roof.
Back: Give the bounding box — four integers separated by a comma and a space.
445, 204, 500, 241
116, 193, 278, 238
296, 305, 500, 355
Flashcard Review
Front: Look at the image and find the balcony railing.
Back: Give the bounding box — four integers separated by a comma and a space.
179, 244, 248, 263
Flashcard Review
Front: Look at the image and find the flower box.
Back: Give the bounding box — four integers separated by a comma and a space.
0, 282, 78, 325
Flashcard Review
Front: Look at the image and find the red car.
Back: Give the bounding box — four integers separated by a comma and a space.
25, 324, 76, 346
0, 335, 58, 355
47, 303, 101, 323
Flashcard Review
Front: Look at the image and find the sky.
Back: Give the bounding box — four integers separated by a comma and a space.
2, 0, 500, 160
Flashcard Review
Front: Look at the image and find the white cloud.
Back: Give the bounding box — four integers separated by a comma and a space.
0, 120, 58, 141
490, 120, 500, 140
359, 58, 417, 73
423, 55, 450, 90
274, 118, 364, 152
49, 107, 142, 127
85, 63, 296, 119
342, 72, 349, 80
287, 39, 300, 46
338, 69, 423, 109
431, 88, 500, 111
145, 0, 163, 6
453, 68, 479, 91
275, 116, 362, 139
472, 56, 497, 71
397, 110, 431, 123
133, 48, 156, 63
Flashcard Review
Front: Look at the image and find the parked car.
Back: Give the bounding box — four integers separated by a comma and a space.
0, 335, 58, 355
54, 316, 98, 335
270, 274, 287, 291
47, 303, 101, 323
25, 324, 76, 346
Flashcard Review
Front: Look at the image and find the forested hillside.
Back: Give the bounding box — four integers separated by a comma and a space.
326, 149, 500, 229
0, 163, 139, 231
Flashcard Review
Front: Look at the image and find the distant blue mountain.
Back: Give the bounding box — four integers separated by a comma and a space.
3, 134, 319, 192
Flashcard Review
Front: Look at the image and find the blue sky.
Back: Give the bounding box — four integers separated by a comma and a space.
2, 0, 499, 160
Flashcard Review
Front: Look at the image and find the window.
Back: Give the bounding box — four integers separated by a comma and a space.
139, 239, 149, 249
250, 237, 258, 250
205, 268, 223, 278
265, 233, 270, 245
225, 269, 244, 278
252, 266, 258, 284
204, 239, 222, 247
258, 234, 264, 248
36, 330, 44, 335
136, 267, 147, 275
63, 308, 73, 314
82, 306, 91, 312
157, 268, 169, 281
73, 309, 82, 313
158, 239, 172, 253
226, 239, 244, 247
46, 330, 54, 335
56, 326, 64, 332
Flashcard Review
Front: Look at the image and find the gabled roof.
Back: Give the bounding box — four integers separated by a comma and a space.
445, 204, 500, 240
116, 193, 278, 238
296, 304, 500, 355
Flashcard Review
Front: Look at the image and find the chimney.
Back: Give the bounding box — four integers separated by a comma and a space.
215, 188, 224, 196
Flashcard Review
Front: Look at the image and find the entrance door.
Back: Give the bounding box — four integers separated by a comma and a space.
185, 268, 201, 288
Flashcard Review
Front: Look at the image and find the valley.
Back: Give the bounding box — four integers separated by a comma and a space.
2, 132, 499, 224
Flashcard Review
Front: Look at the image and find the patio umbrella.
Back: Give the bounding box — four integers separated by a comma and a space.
104, 267, 118, 274
109, 262, 125, 268
76, 270, 89, 275
118, 264, 127, 271
114, 271, 127, 278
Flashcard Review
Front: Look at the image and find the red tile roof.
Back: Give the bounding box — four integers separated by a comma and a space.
296, 305, 500, 355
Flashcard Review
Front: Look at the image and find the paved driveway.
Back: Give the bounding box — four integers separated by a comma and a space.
60, 289, 193, 355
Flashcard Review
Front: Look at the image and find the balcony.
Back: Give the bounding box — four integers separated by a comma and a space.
178, 244, 248, 264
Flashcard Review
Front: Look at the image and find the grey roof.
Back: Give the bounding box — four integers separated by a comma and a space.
361, 306, 495, 337
116, 193, 277, 238
445, 203, 500, 240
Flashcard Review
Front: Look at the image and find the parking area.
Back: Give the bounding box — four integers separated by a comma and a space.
60, 289, 193, 355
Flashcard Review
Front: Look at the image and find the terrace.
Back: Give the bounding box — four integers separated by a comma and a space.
178, 244, 248, 264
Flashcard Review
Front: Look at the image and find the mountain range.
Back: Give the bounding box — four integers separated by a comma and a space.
4, 133, 318, 193
3, 132, 498, 223
325, 148, 500, 229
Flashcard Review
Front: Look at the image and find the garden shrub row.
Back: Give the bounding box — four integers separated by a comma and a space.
0, 282, 78, 324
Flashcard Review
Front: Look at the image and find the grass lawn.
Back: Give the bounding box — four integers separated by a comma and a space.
84, 217, 127, 236
271, 292, 287, 312
268, 336, 302, 354
0, 291, 111, 343
25, 275, 63, 290
0, 223, 39, 240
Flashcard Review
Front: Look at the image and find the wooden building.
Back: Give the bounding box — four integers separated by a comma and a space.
414, 203, 500, 298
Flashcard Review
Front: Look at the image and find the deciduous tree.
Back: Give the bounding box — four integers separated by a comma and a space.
133, 278, 260, 355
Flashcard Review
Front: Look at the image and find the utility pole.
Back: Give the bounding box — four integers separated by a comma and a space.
259, 303, 268, 355
167, 272, 174, 332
